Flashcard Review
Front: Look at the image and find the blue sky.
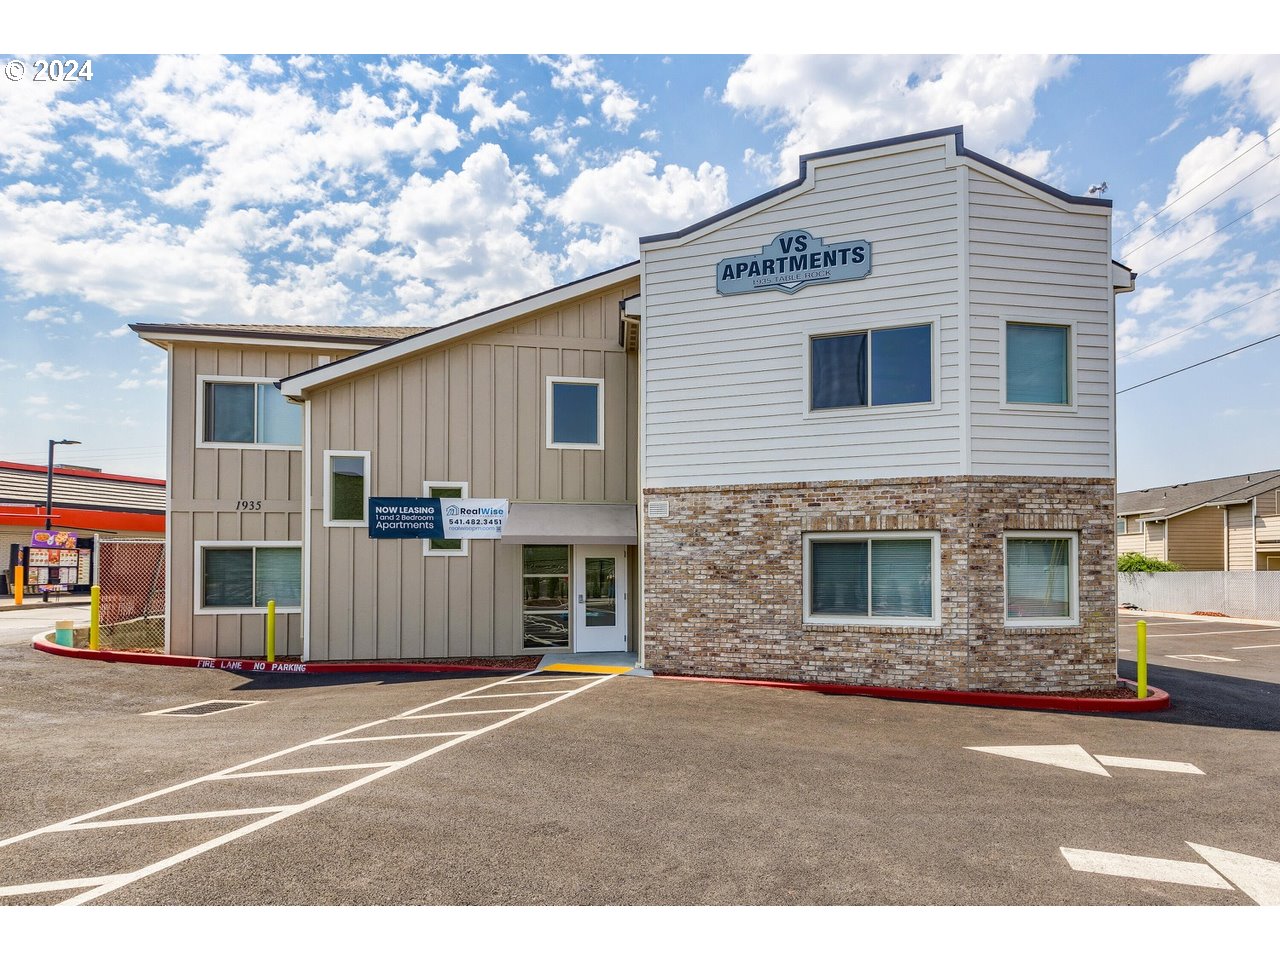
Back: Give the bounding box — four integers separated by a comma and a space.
2, 35, 1279, 492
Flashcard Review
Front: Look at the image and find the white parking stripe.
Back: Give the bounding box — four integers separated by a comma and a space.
57, 807, 293, 831
393, 708, 523, 720
503, 676, 598, 685
0, 875, 131, 898
1233, 643, 1280, 650
457, 690, 565, 699
326, 732, 470, 743
216, 764, 394, 779
1135, 627, 1280, 639
0, 669, 615, 906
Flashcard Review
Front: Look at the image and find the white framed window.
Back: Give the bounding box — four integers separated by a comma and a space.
196, 375, 302, 449
195, 541, 302, 615
1116, 518, 1127, 536
546, 376, 604, 450
424, 480, 469, 557
324, 450, 370, 527
803, 319, 939, 419
803, 531, 941, 627
1002, 319, 1076, 409
1004, 532, 1079, 627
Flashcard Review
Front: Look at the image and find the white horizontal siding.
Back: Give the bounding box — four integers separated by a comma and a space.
965, 167, 1114, 479
642, 140, 964, 488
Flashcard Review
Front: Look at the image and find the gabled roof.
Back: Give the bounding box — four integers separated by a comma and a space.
639, 126, 1111, 246
1119, 469, 1280, 521
132, 322, 428, 347
278, 261, 641, 399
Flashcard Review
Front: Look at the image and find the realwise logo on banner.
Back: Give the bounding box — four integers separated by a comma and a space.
716, 229, 871, 295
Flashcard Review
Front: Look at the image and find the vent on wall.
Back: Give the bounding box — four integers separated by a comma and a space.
647, 500, 670, 519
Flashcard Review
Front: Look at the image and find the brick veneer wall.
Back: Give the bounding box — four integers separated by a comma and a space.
641, 476, 1116, 692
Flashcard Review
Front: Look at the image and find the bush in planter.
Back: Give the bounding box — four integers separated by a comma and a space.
1118, 552, 1181, 573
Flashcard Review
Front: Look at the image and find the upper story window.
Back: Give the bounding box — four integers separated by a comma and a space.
1005, 321, 1071, 405
1116, 518, 1127, 536
200, 377, 302, 447
809, 323, 932, 412
324, 451, 369, 527
546, 377, 604, 450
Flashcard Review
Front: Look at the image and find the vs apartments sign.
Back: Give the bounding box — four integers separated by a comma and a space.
716, 229, 871, 296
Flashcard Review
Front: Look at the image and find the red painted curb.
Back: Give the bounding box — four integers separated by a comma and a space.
655, 673, 1171, 713
32, 639, 530, 677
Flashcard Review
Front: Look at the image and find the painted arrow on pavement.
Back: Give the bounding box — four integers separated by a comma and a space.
967, 744, 1203, 776
1062, 844, 1280, 905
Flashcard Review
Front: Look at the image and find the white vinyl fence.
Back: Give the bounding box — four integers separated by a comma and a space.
1119, 571, 1280, 620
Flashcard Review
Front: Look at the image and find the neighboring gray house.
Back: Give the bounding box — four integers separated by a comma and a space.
1118, 470, 1280, 571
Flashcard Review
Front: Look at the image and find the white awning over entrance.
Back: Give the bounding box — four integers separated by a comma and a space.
500, 502, 637, 545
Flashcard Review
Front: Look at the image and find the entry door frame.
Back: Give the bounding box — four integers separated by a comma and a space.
571, 544, 628, 653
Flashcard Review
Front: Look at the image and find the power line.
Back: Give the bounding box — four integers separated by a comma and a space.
1138, 188, 1280, 275
1118, 330, 1280, 395
1119, 152, 1280, 259
1117, 122, 1280, 243
1119, 286, 1280, 359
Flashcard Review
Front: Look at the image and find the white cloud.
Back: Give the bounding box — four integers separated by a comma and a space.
385, 143, 555, 318
533, 154, 560, 177
118, 378, 141, 390
536, 55, 644, 132
249, 55, 283, 77
723, 54, 1075, 184
1126, 284, 1175, 316
27, 362, 89, 381
455, 73, 530, 133
531, 118, 581, 162
0, 67, 114, 175
1182, 55, 1280, 126
550, 151, 730, 273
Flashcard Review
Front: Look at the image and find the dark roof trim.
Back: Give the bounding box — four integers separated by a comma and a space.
129, 323, 408, 346
278, 259, 641, 390
639, 126, 1110, 245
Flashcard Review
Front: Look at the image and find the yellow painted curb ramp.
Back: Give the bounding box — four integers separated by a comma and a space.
540, 663, 632, 675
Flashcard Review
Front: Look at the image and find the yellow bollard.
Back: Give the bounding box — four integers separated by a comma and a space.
90, 584, 100, 651
266, 600, 276, 663
1136, 620, 1148, 699
14, 564, 23, 606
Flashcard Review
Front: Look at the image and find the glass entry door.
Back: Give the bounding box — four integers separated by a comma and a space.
572, 545, 627, 653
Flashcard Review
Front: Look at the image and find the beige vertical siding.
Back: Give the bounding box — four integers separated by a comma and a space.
1167, 506, 1225, 571
169, 342, 358, 658
1257, 488, 1280, 544
1226, 503, 1255, 570
305, 280, 640, 661
1144, 520, 1167, 561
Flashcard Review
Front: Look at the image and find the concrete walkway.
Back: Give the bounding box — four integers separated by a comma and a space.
536, 650, 651, 676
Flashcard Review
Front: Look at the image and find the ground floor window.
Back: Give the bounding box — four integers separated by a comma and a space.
1005, 533, 1078, 625
803, 532, 939, 625
424, 480, 469, 556
522, 545, 569, 648
198, 542, 301, 613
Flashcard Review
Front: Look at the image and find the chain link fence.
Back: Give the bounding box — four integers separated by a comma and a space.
1119, 571, 1280, 620
95, 539, 165, 651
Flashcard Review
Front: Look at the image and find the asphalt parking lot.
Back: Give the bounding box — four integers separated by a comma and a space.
2, 614, 1279, 907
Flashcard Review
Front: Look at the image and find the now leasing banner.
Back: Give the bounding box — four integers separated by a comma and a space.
368, 498, 508, 539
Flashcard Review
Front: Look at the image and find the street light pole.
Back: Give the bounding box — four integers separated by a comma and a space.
42, 438, 80, 604
44, 438, 81, 530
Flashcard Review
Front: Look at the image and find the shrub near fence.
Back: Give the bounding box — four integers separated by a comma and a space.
1119, 571, 1280, 620
96, 538, 165, 651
